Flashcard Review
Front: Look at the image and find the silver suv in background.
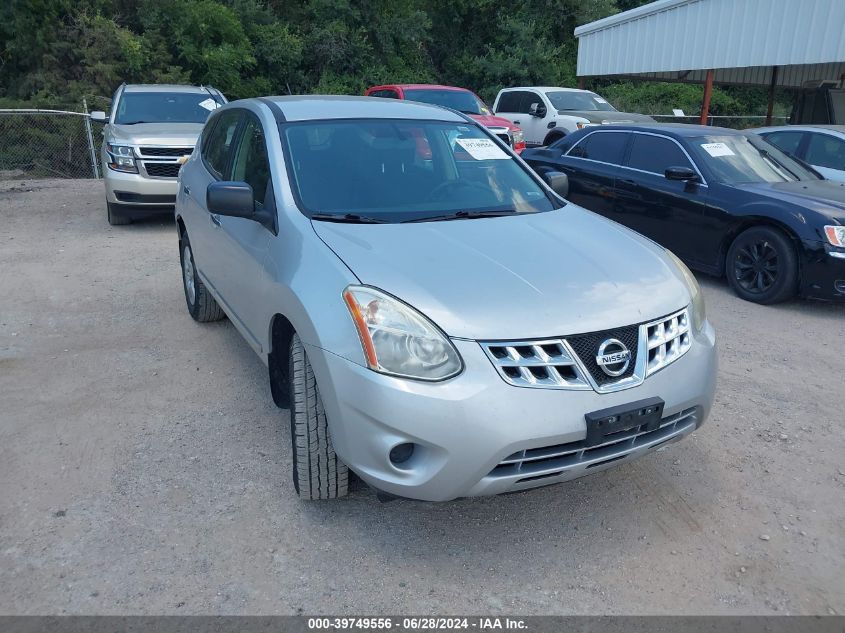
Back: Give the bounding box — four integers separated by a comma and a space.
175, 96, 717, 502
91, 84, 226, 225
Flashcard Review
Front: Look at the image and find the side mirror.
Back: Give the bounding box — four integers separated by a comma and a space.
542, 170, 569, 198
207, 181, 255, 219
665, 166, 699, 182
90, 111, 107, 123
528, 102, 547, 118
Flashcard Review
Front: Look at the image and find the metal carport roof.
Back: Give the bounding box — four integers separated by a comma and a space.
574, 0, 845, 88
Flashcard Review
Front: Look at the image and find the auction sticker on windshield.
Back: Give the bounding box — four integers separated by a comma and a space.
701, 142, 735, 157
455, 138, 510, 160
198, 98, 219, 111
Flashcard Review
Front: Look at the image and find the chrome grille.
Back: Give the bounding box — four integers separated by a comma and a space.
481, 340, 590, 389
480, 307, 691, 393
488, 407, 698, 481
645, 308, 691, 376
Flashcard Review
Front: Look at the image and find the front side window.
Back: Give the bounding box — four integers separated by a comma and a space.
545, 91, 617, 112
569, 131, 628, 165
402, 89, 490, 116
496, 91, 536, 114
231, 115, 270, 206
805, 133, 845, 170
689, 134, 819, 184
627, 134, 694, 175
114, 91, 222, 125
761, 131, 804, 156
283, 119, 557, 222
202, 111, 241, 179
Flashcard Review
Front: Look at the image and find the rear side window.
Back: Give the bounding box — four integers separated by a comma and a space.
762, 131, 804, 156
369, 89, 399, 99
569, 131, 628, 165
805, 133, 845, 170
202, 110, 241, 178
627, 134, 693, 174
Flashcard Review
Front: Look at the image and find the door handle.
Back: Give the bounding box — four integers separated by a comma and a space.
620, 179, 639, 186
513, 120, 521, 124
210, 213, 221, 227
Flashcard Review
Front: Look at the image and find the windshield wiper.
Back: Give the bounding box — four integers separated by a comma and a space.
402, 209, 522, 223
310, 213, 390, 224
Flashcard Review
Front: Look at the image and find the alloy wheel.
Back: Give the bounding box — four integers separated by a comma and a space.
733, 239, 779, 294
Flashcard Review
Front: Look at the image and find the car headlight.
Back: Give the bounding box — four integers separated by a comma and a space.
343, 286, 463, 381
666, 250, 706, 332
106, 144, 138, 173
511, 129, 524, 145
824, 225, 845, 247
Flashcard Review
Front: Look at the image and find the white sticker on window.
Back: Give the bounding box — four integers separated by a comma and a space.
455, 138, 510, 160
198, 98, 219, 111
701, 142, 735, 157
594, 97, 608, 104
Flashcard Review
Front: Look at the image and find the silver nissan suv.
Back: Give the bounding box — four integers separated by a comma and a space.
175, 96, 718, 502
91, 84, 226, 225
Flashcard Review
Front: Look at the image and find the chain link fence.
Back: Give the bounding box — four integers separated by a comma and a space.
0, 97, 110, 180
651, 114, 789, 129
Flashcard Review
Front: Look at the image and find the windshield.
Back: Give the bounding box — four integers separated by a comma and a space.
402, 89, 490, 116
545, 91, 617, 112
283, 120, 557, 222
688, 134, 820, 184
114, 92, 222, 124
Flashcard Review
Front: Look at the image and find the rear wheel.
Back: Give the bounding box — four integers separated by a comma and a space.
543, 131, 565, 147
726, 226, 798, 304
288, 333, 349, 500
107, 202, 131, 225
179, 234, 225, 322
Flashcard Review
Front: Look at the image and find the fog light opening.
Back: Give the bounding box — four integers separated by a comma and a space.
389, 442, 415, 467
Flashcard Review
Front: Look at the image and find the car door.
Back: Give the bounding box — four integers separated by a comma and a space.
212, 111, 276, 354
804, 131, 845, 181
184, 108, 242, 295
495, 91, 544, 146
553, 130, 629, 217
612, 132, 708, 264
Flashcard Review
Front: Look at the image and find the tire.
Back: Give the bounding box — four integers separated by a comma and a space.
542, 131, 565, 147
726, 226, 798, 304
107, 202, 131, 225
288, 333, 349, 500
179, 233, 225, 322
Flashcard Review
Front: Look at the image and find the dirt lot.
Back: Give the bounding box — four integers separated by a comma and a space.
1, 178, 844, 616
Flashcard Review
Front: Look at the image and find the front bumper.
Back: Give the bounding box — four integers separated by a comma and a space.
800, 239, 845, 301
306, 321, 717, 502
103, 167, 179, 206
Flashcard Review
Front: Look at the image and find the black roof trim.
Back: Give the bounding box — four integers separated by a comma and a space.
258, 97, 286, 122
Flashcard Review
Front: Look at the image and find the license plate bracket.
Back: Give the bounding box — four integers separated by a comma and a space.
584, 397, 665, 447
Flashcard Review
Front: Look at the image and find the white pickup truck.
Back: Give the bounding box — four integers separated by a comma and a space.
493, 86, 654, 147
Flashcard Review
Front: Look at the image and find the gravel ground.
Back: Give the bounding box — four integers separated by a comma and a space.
1, 179, 844, 616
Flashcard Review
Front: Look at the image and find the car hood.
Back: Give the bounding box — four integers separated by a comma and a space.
559, 110, 655, 124
469, 113, 519, 131
107, 122, 204, 147
730, 180, 845, 223
313, 207, 692, 340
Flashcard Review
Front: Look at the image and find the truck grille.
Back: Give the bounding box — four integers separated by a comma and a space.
144, 162, 182, 178
139, 147, 193, 157
495, 132, 511, 146
488, 407, 698, 482
480, 308, 691, 393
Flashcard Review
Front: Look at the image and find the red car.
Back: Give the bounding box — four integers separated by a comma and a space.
365, 84, 526, 153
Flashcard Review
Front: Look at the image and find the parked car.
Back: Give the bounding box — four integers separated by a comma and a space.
91, 83, 226, 225
751, 125, 845, 182
493, 86, 654, 147
522, 124, 845, 304
175, 96, 716, 502
365, 84, 526, 153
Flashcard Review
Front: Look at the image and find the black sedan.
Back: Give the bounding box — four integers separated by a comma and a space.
522, 124, 845, 304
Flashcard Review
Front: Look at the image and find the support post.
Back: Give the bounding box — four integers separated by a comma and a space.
765, 66, 779, 125
700, 69, 714, 125
578, 77, 586, 90
82, 97, 100, 179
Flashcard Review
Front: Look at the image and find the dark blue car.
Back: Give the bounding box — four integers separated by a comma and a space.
522, 124, 845, 304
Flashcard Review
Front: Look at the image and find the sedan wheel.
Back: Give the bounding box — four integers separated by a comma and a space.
726, 226, 798, 304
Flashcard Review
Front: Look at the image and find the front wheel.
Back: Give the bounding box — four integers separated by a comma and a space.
288, 334, 349, 500
107, 202, 131, 225
179, 234, 225, 322
726, 226, 798, 304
